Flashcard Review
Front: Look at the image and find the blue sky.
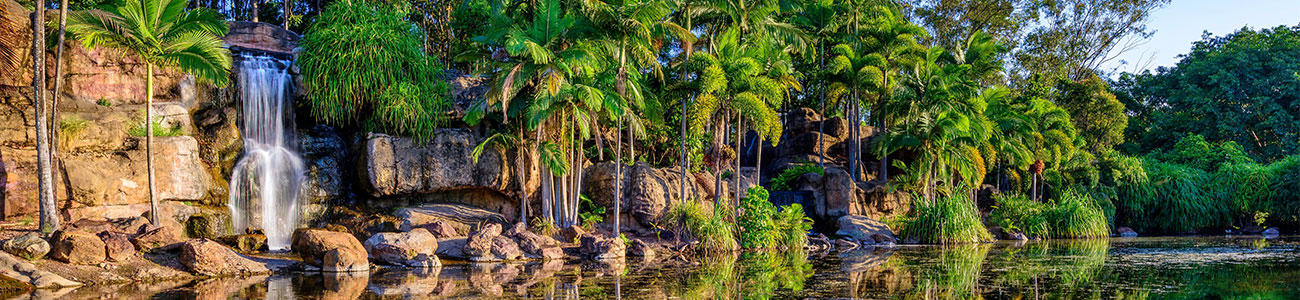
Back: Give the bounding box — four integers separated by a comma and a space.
1101, 0, 1300, 75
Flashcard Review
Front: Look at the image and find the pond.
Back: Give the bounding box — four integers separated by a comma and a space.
14, 236, 1300, 299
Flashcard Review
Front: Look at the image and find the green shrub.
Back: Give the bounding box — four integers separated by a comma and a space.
1046, 190, 1110, 238
769, 165, 824, 191
900, 193, 992, 244
738, 186, 777, 249
1265, 156, 1300, 226
298, 0, 451, 142
773, 203, 813, 250
578, 194, 605, 230
989, 194, 1050, 238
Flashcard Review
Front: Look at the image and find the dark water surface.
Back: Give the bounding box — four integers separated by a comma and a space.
18, 236, 1300, 299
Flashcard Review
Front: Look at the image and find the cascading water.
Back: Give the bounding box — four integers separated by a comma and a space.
227, 54, 306, 251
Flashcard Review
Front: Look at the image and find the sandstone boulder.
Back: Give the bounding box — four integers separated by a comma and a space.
98, 231, 136, 262
217, 234, 267, 253
50, 230, 106, 265
180, 239, 269, 276
363, 229, 441, 268
835, 215, 895, 244
628, 239, 654, 258
131, 225, 183, 252
463, 223, 502, 258
558, 226, 586, 243
1263, 227, 1280, 236
1117, 227, 1138, 237
582, 162, 711, 231
395, 203, 506, 234
514, 231, 562, 259
419, 220, 461, 238
1, 232, 50, 260
487, 236, 524, 261
292, 229, 369, 272
579, 234, 625, 259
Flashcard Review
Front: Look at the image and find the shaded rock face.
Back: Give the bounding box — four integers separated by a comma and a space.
1, 232, 50, 260
582, 162, 713, 232
217, 234, 267, 253
360, 131, 527, 220
224, 21, 300, 54
50, 230, 106, 265
180, 238, 270, 276
298, 125, 349, 214
292, 229, 369, 272
363, 229, 441, 268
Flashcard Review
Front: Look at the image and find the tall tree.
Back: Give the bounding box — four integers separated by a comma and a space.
1115, 25, 1300, 161
69, 0, 233, 225
32, 0, 58, 234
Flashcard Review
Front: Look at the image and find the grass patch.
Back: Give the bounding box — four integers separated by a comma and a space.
662, 200, 737, 253
128, 115, 185, 137
58, 116, 90, 147
1046, 190, 1111, 238
900, 193, 992, 244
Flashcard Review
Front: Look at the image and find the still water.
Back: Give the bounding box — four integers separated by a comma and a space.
16, 236, 1300, 299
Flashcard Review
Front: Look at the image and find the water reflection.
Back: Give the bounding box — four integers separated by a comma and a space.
8, 236, 1300, 299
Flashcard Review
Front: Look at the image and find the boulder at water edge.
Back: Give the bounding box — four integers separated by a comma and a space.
1117, 227, 1139, 237
463, 223, 502, 258
1, 233, 50, 260
293, 229, 370, 272
628, 239, 655, 258
179, 239, 270, 276
50, 230, 106, 265
835, 215, 896, 245
363, 229, 441, 268
579, 234, 625, 259
514, 231, 564, 260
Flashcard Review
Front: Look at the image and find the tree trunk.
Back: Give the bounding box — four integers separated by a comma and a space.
680, 96, 690, 203
756, 136, 762, 186
817, 40, 826, 169
734, 115, 742, 205
879, 119, 888, 182
515, 139, 528, 227
614, 116, 622, 236
146, 63, 159, 225
33, 5, 58, 234
46, 0, 68, 233
251, 0, 260, 22
282, 0, 291, 29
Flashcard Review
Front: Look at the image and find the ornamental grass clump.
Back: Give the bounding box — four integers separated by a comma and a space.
1045, 190, 1110, 238
901, 193, 992, 244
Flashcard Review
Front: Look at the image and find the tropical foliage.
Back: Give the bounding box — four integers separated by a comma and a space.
297, 0, 451, 141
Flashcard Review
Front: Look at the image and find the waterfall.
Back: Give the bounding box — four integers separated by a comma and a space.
227, 54, 306, 251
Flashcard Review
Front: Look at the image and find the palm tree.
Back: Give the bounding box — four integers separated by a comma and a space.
45, 0, 71, 234
467, 0, 603, 228
791, 0, 840, 169
69, 0, 233, 225
31, 0, 58, 234
582, 0, 689, 235
686, 29, 790, 203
